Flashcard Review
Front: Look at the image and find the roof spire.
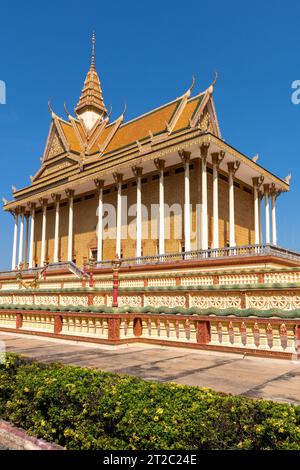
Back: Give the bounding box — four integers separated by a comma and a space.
75, 31, 108, 127
91, 31, 95, 69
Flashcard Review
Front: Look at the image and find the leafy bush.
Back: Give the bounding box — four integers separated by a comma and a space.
0, 353, 300, 450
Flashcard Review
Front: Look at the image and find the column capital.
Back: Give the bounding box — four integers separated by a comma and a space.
39, 198, 48, 208
65, 189, 74, 199
154, 158, 165, 171
227, 161, 240, 176
132, 166, 143, 178
270, 183, 281, 198
18, 206, 25, 215
211, 151, 225, 168
200, 142, 210, 161
252, 175, 264, 188
9, 209, 18, 218
27, 201, 36, 212
94, 179, 104, 190
113, 172, 123, 185
178, 150, 191, 164
263, 183, 270, 195
51, 193, 61, 203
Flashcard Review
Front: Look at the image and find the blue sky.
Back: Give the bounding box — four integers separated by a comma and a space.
0, 0, 299, 269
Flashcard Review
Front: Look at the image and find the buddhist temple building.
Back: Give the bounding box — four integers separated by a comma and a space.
2, 34, 290, 269
1, 34, 300, 360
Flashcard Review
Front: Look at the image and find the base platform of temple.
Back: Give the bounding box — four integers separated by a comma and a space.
0, 244, 300, 360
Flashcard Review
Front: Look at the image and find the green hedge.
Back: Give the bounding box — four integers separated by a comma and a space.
0, 353, 300, 450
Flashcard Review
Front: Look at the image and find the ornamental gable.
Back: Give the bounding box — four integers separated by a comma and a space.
47, 131, 65, 159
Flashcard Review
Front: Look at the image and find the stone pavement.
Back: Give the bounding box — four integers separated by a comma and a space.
1, 332, 300, 405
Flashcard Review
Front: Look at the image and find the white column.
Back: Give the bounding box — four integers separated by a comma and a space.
253, 178, 260, 245
228, 163, 236, 247
159, 165, 165, 255
40, 200, 47, 267
18, 210, 24, 266
67, 190, 74, 262
184, 158, 191, 253
24, 214, 29, 267
95, 181, 104, 261
114, 174, 123, 258
154, 159, 165, 255
201, 150, 208, 250
28, 204, 35, 269
134, 168, 142, 258
212, 155, 219, 249
264, 184, 270, 244
53, 195, 61, 263
258, 192, 263, 244
11, 211, 18, 270
196, 160, 201, 250
271, 190, 277, 246
179, 151, 191, 253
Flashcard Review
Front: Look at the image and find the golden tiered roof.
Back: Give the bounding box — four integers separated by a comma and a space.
75, 32, 107, 117
6, 85, 215, 202
46, 86, 208, 161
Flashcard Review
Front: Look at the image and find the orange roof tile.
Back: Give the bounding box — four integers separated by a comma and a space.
57, 94, 205, 157
88, 123, 114, 154
60, 121, 82, 153
173, 96, 204, 132
105, 101, 178, 153
75, 121, 86, 142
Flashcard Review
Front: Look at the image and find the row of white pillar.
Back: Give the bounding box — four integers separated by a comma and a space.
11, 148, 278, 269
95, 147, 278, 261
11, 190, 75, 270
253, 181, 278, 245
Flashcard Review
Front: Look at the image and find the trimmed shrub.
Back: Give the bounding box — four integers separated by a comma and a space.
0, 353, 300, 450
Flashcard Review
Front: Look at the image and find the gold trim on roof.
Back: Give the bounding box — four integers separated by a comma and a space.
4, 129, 289, 210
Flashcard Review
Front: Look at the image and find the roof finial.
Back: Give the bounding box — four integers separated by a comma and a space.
207, 70, 218, 95
91, 31, 96, 69
185, 75, 196, 98
75, 30, 107, 122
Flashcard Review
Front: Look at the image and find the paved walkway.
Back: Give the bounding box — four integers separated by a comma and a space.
1, 332, 300, 405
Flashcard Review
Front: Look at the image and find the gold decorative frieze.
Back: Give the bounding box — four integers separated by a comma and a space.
190, 294, 241, 309
117, 296, 142, 308
60, 296, 89, 307
144, 295, 186, 308
42, 160, 73, 178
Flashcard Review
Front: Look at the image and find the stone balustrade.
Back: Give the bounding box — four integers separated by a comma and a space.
3, 266, 300, 292
2, 289, 300, 311
1, 262, 300, 359
0, 309, 298, 359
